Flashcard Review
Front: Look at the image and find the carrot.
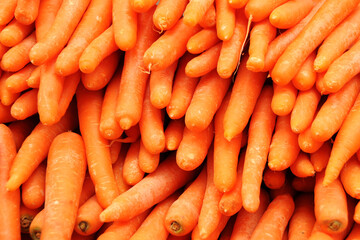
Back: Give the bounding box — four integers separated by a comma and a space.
217, 10, 249, 79
0, 19, 34, 47
143, 19, 201, 71
77, 84, 119, 208
112, 144, 131, 193
271, 82, 298, 116
347, 223, 360, 240
41, 132, 87, 240
81, 51, 120, 91
165, 167, 207, 237
29, 209, 44, 240
214, 92, 242, 192
100, 153, 196, 222
35, 0, 62, 42
79, 175, 96, 207
130, 193, 179, 240
268, 115, 300, 171
298, 126, 324, 154
116, 8, 159, 130
75, 196, 104, 236
6, 64, 36, 93
0, 0, 17, 25
314, 5, 360, 73
290, 86, 321, 134
199, 4, 217, 29
0, 101, 15, 123
250, 194, 295, 240
0, 72, 20, 106
185, 42, 222, 78
1, 32, 36, 72
288, 193, 316, 240
291, 176, 316, 193
290, 152, 316, 178
247, 19, 277, 72
218, 151, 244, 216
6, 104, 77, 191
187, 27, 219, 54
263, 168, 286, 190
71, 232, 96, 240
269, 0, 315, 29
165, 118, 185, 151
123, 140, 144, 185
223, 56, 267, 141
271, 0, 360, 86
245, 0, 289, 22
8, 116, 38, 151
176, 122, 214, 171
315, 72, 330, 95
0, 124, 20, 240
26, 66, 40, 88
10, 89, 38, 120
315, 170, 348, 233
117, 124, 141, 143
167, 234, 191, 240
219, 216, 236, 240
14, 0, 40, 25
216, 0, 236, 40
139, 140, 160, 173
192, 215, 230, 240
310, 141, 331, 173
340, 155, 360, 199
324, 93, 360, 186
21, 162, 45, 210
228, 0, 248, 8
0, 43, 8, 61
183, 0, 215, 26
20, 204, 39, 233
242, 85, 276, 212
153, 0, 188, 31
166, 53, 199, 120
150, 60, 178, 109
130, 0, 158, 13
292, 52, 317, 91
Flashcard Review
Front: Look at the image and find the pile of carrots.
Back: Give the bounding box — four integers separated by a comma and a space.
3, 0, 360, 239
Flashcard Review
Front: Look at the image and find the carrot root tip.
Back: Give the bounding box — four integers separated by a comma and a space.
78, 221, 89, 233
328, 220, 342, 232
170, 221, 183, 234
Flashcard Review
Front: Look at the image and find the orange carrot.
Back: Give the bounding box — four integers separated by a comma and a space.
167, 234, 191, 240
77, 84, 119, 208
228, 0, 247, 8
245, 0, 289, 22
123, 140, 144, 185
347, 223, 360, 240
0, 124, 20, 240
165, 118, 185, 151
0, 72, 20, 106
268, 115, 300, 171
116, 8, 159, 130
20, 204, 39, 234
29, 209, 43, 240
271, 82, 298, 116
153, 0, 188, 31
21, 162, 46, 210
292, 52, 317, 91
176, 122, 214, 171
0, 19, 34, 47
219, 216, 236, 240
187, 27, 220, 54
75, 196, 104, 236
310, 141, 331, 173
216, 0, 236, 40
242, 85, 276, 212
14, 0, 40, 25
192, 215, 230, 240
0, 43, 8, 61
6, 64, 36, 93
340, 155, 360, 199
10, 89, 38, 120
271, 0, 360, 86
139, 139, 160, 174
183, 0, 215, 26
263, 168, 286, 190
199, 4, 217, 28
35, 0, 62, 42
291, 176, 316, 193
8, 116, 37, 151
130, 0, 158, 13
112, 144, 131, 193
26, 66, 40, 88
100, 153, 196, 222
0, 0, 17, 25
0, 101, 15, 123
6, 104, 77, 191
165, 167, 207, 236
298, 126, 324, 154
223, 56, 267, 141
117, 124, 141, 143
290, 152, 316, 178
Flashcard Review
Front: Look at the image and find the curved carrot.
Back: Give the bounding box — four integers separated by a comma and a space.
271, 82, 298, 116
291, 176, 315, 192
35, 0, 62, 42
199, 4, 217, 28
298, 126, 324, 154
123, 140, 144, 185
0, 72, 20, 106
8, 116, 38, 151
310, 140, 331, 173
165, 118, 185, 151
340, 155, 360, 199
245, 0, 288, 22
14, 0, 40, 25
0, 0, 17, 25
216, 0, 235, 40
6, 64, 36, 93
10, 89, 38, 120
290, 152, 315, 178
20, 204, 39, 234
0, 19, 34, 47
75, 196, 104, 236
187, 27, 220, 54
292, 52, 317, 91
263, 168, 286, 190
139, 139, 159, 173
0, 124, 20, 240
26, 66, 40, 88
183, 0, 215, 27
130, 0, 158, 13
153, 0, 188, 31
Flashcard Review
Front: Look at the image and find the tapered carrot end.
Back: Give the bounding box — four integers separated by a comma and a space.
322, 176, 332, 187
242, 197, 260, 213
223, 130, 234, 142
166, 140, 177, 151
199, 229, 209, 239
119, 117, 133, 130
29, 43, 48, 66
6, 175, 20, 191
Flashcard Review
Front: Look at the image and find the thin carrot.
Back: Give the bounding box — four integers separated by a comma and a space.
143, 18, 201, 71
115, 8, 159, 130
26, 66, 40, 88
6, 64, 36, 93
0, 0, 17, 25
176, 122, 214, 171
21, 162, 46, 210
263, 168, 286, 190
290, 86, 321, 134
187, 27, 220, 54
8, 116, 38, 151
139, 139, 159, 173
192, 215, 230, 240
14, 0, 40, 25
223, 56, 267, 141
347, 223, 360, 240
242, 85, 276, 212
10, 89, 38, 120
75, 196, 104, 236
112, 144, 131, 193
6, 104, 77, 191
199, 4, 217, 29
310, 141, 331, 173
0, 101, 15, 123
245, 0, 289, 22
291, 176, 316, 193
268, 115, 300, 171
290, 152, 316, 178
0, 19, 34, 47
20, 204, 39, 233
292, 52, 317, 91
110, 141, 122, 164
165, 118, 185, 151
183, 0, 215, 27
153, 0, 188, 31
35, 0, 62, 42
123, 140, 144, 185
340, 155, 360, 199
271, 0, 360, 86
0, 124, 20, 240
271, 82, 298, 116
216, 0, 236, 40
165, 167, 207, 236
77, 84, 119, 208
298, 126, 324, 154
100, 153, 196, 222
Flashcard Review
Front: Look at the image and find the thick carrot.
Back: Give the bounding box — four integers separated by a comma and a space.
116, 8, 159, 130
291, 176, 315, 193
6, 104, 77, 191
150, 60, 178, 109
271, 82, 298, 116
245, 0, 289, 22
8, 116, 38, 151
21, 162, 45, 210
292, 52, 317, 91
75, 196, 104, 236
187, 27, 220, 54
0, 19, 34, 47
165, 118, 185, 151
263, 168, 286, 190
340, 155, 360, 199
0, 101, 15, 123
10, 89, 38, 120
20, 204, 39, 234
35, 0, 62, 42
314, 5, 360, 73
192, 215, 230, 240
310, 141, 331, 173
288, 193, 316, 240
183, 0, 214, 26
269, 0, 315, 29
112, 144, 131, 193
0, 72, 20, 106
143, 18, 201, 71
0, 0, 17, 25
77, 84, 119, 208
250, 194, 295, 240
41, 132, 87, 240
166, 53, 199, 119
165, 167, 207, 236
242, 85, 276, 212
290, 86, 321, 134
139, 139, 159, 173
214, 92, 242, 192
0, 124, 20, 240
298, 126, 324, 154
216, 0, 235, 40
123, 140, 144, 185
247, 19, 277, 72
6, 64, 36, 93
14, 0, 40, 25
176, 122, 214, 171
271, 0, 360, 86
223, 56, 267, 141
268, 115, 300, 171
99, 153, 196, 222
26, 66, 40, 88
199, 4, 216, 28
1, 32, 36, 72
153, 0, 188, 31
217, 10, 249, 79
290, 152, 315, 178
347, 223, 360, 240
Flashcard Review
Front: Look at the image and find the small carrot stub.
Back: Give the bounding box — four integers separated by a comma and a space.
153, 0, 188, 31
340, 155, 360, 199
263, 168, 286, 190
187, 27, 220, 54
271, 82, 298, 116
290, 152, 316, 178
215, 0, 236, 41
21, 163, 46, 210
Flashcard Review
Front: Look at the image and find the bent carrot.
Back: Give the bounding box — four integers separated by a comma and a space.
290, 152, 315, 178
153, 0, 188, 31
123, 140, 144, 185
0, 19, 34, 47
216, 0, 236, 41
165, 119, 185, 151
75, 196, 104, 236
245, 0, 289, 22
10, 88, 38, 121
271, 82, 298, 116
263, 168, 286, 190
187, 27, 219, 54
0, 0, 17, 25
138, 139, 159, 173
310, 141, 331, 173
6, 64, 36, 93
292, 52, 317, 91
14, 0, 40, 25
340, 155, 360, 199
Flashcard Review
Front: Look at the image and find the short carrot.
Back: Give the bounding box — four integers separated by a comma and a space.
75, 196, 104, 236
310, 141, 331, 173
152, 0, 188, 31
14, 0, 40, 25
183, 0, 215, 27
340, 155, 360, 199
8, 116, 38, 151
20, 204, 39, 234
0, 0, 17, 25
245, 0, 289, 22
0, 19, 34, 47
291, 176, 316, 193
298, 126, 324, 154
199, 4, 217, 28
123, 140, 144, 186
26, 66, 40, 88
186, 27, 220, 54
165, 118, 185, 151
271, 82, 298, 116
10, 89, 38, 121
263, 167, 286, 190
216, 0, 236, 41
292, 52, 317, 91
6, 64, 36, 93
290, 152, 316, 178
138, 139, 160, 173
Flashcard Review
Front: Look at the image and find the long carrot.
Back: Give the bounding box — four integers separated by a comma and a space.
183, 0, 215, 27
8, 116, 38, 151
271, 82, 298, 116
245, 0, 289, 22
263, 167, 286, 190
340, 155, 360, 199
292, 52, 317, 91
290, 152, 316, 178
123, 140, 144, 185
0, 0, 17, 25
14, 0, 40, 25
10, 88, 38, 120
310, 140, 331, 173
0, 19, 34, 47
6, 64, 36, 93
216, 0, 236, 41
165, 118, 185, 151
0, 124, 20, 240
138, 139, 160, 173
153, 0, 188, 31
187, 27, 220, 54
75, 196, 104, 236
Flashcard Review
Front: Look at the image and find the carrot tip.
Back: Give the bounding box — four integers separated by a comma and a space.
6, 175, 19, 191
170, 221, 183, 234
119, 118, 133, 130
166, 140, 177, 151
